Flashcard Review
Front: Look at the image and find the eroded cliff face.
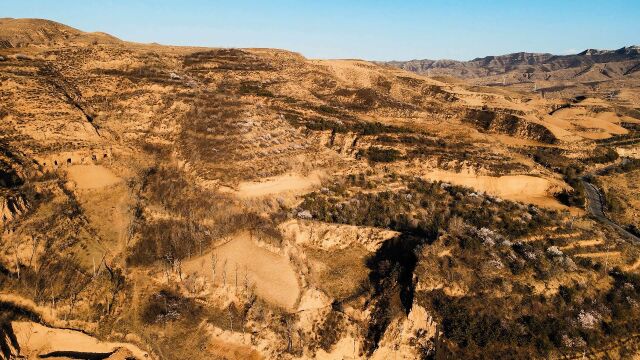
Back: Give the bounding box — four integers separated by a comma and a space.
0, 194, 27, 223
463, 109, 558, 144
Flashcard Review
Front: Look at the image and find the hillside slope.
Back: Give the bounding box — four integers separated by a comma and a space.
1, 19, 640, 359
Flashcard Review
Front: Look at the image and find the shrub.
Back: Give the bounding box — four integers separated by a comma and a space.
589, 147, 618, 164
600, 158, 640, 175
141, 288, 202, 324
238, 82, 274, 97
355, 121, 409, 135
360, 146, 402, 163
605, 192, 625, 213
533, 148, 583, 176
555, 175, 585, 207
315, 105, 341, 115
626, 224, 640, 237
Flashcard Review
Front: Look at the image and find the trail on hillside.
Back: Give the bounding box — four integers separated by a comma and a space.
581, 178, 640, 242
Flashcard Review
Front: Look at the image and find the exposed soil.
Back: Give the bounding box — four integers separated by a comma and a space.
421, 169, 567, 209
183, 232, 300, 309
12, 321, 149, 359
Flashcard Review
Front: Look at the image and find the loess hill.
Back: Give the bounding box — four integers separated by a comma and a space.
1, 18, 640, 359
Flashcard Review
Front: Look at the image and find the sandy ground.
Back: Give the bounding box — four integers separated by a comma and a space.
421, 169, 567, 209
234, 171, 323, 199
315, 336, 361, 360
491, 133, 555, 147
617, 147, 640, 159
207, 337, 263, 360
65, 164, 132, 267
12, 321, 149, 359
575, 251, 621, 259
560, 239, 604, 250
184, 232, 300, 309
545, 108, 629, 140
66, 164, 122, 189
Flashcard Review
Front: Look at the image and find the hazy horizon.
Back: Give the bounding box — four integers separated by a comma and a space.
4, 1, 640, 61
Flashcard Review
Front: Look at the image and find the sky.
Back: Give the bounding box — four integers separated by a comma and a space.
3, 0, 639, 61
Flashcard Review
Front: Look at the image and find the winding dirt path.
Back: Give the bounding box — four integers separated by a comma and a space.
581, 178, 640, 242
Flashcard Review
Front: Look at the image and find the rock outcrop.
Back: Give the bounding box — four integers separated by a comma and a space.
0, 194, 28, 223
463, 109, 558, 144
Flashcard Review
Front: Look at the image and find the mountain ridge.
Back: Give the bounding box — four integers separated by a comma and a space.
0, 18, 122, 48
383, 46, 640, 81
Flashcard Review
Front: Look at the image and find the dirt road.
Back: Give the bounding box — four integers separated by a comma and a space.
581, 179, 640, 242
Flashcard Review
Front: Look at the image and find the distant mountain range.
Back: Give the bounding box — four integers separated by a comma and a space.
383, 46, 640, 82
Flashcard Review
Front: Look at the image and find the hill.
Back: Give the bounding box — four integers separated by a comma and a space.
384, 47, 640, 97
0, 18, 120, 48
1, 19, 640, 359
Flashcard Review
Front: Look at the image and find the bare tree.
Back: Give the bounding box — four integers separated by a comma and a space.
434, 323, 443, 360
163, 254, 173, 282
243, 266, 249, 295
242, 289, 256, 338
64, 275, 90, 322
176, 259, 183, 282
104, 263, 125, 315
66, 292, 77, 321
211, 253, 218, 286
222, 259, 227, 286
234, 263, 238, 295
126, 223, 134, 246
284, 316, 293, 353
308, 222, 315, 242
13, 243, 20, 281
194, 222, 204, 256
164, 259, 171, 282
92, 253, 107, 279
29, 235, 40, 268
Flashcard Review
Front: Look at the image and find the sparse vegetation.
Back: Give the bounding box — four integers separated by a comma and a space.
301, 175, 555, 238
141, 288, 203, 324
588, 146, 619, 164
359, 146, 402, 163
2, 17, 640, 360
